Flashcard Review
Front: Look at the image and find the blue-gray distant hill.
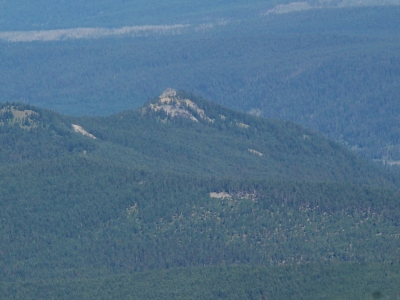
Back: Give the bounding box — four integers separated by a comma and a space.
0, 1, 399, 162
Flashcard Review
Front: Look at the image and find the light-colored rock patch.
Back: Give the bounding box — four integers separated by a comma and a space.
237, 122, 250, 129
72, 124, 96, 139
210, 191, 258, 201
126, 203, 138, 215
383, 160, 400, 166
248, 149, 264, 157
159, 88, 177, 100
150, 88, 215, 123
235, 191, 258, 201
152, 103, 199, 122
210, 192, 232, 199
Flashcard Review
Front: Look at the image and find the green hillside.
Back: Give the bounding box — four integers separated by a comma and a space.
1, 90, 397, 185
1, 2, 400, 298
0, 92, 399, 298
1, 154, 399, 280
0, 103, 96, 163
2, 264, 399, 299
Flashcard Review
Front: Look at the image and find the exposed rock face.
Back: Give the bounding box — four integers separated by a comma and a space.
248, 149, 264, 157
149, 88, 214, 123
72, 124, 97, 139
210, 191, 258, 201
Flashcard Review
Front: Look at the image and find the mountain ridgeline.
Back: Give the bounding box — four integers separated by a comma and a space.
2, 4, 400, 163
1, 89, 396, 184
0, 91, 399, 299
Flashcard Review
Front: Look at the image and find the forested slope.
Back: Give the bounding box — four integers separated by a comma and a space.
1, 90, 397, 185
1, 1, 400, 298
0, 92, 399, 296
2, 264, 399, 299
1, 149, 400, 282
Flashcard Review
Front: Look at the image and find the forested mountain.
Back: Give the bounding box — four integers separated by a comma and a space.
1, 1, 400, 298
0, 90, 396, 185
0, 3, 399, 162
0, 91, 399, 298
